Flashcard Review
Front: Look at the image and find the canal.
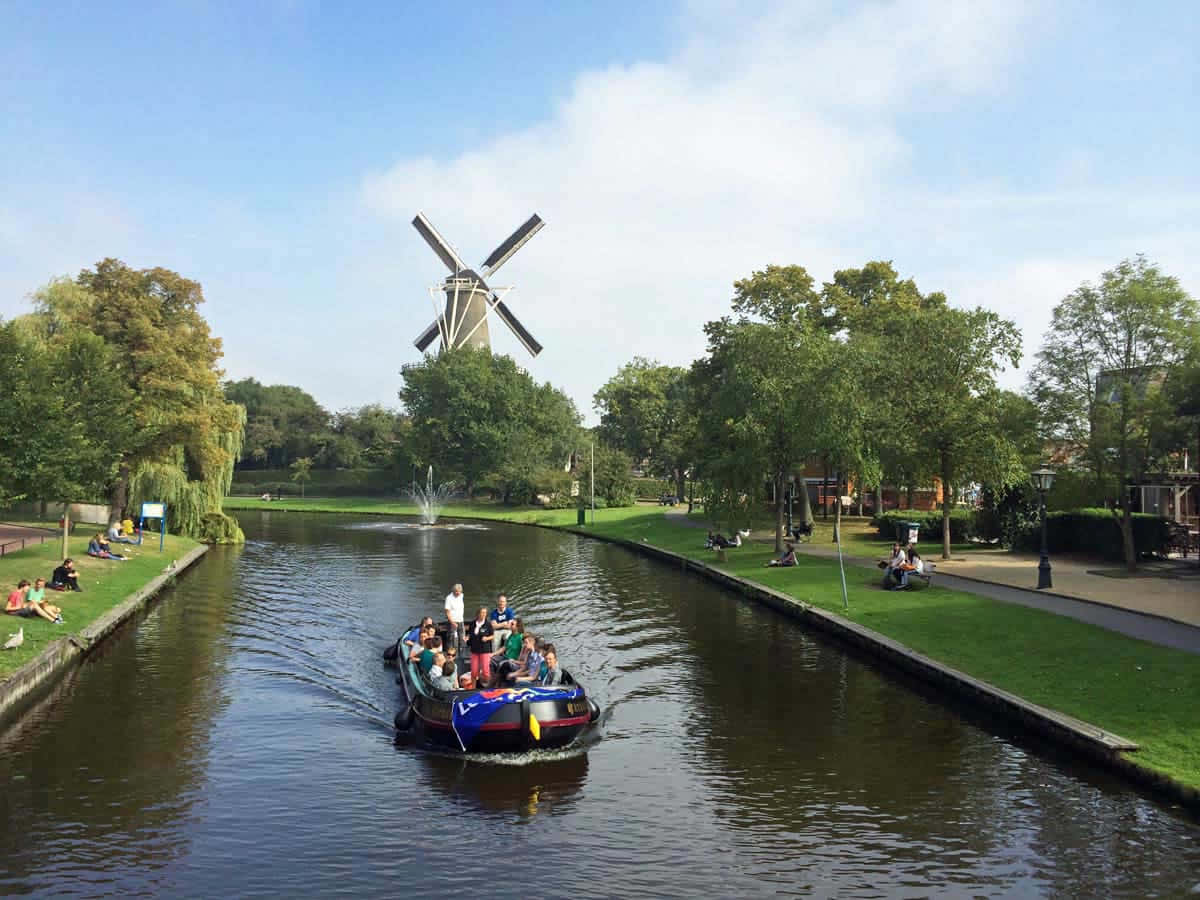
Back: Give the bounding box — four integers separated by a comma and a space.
1, 512, 1197, 896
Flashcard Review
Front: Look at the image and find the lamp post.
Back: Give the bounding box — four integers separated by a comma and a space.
1031, 465, 1056, 589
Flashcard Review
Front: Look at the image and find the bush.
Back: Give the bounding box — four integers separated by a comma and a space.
230, 467, 402, 496
1011, 508, 1170, 560
873, 508, 975, 543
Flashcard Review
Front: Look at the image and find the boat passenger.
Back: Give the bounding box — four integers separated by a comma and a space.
420, 637, 443, 674
512, 635, 544, 684
431, 659, 457, 692
444, 583, 466, 653
489, 617, 525, 674
539, 648, 564, 687
405, 617, 435, 654
466, 607, 494, 685
490, 633, 533, 686
444, 645, 460, 686
489, 594, 516, 652
409, 625, 434, 663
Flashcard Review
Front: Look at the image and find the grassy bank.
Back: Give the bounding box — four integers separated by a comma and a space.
0, 532, 199, 678
225, 495, 1200, 791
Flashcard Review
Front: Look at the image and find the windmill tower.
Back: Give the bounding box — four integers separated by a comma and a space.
411, 211, 545, 357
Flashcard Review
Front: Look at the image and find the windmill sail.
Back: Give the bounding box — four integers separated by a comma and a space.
480, 214, 544, 276
412, 212, 468, 273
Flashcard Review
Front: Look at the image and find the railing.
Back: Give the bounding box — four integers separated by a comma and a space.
0, 523, 58, 557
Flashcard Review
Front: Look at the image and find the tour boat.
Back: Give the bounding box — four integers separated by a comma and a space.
385, 626, 600, 754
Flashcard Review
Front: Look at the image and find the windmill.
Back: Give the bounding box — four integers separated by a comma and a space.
411, 211, 545, 357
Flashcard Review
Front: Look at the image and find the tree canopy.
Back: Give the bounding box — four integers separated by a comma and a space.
399, 347, 580, 503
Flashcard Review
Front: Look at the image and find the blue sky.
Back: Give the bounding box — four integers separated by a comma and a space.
2, 1, 1196, 422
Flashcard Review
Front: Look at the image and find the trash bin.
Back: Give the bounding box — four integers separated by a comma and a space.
896, 520, 920, 546
577, 508, 586, 526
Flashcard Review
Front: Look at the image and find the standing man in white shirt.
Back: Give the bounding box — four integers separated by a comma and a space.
444, 583, 465, 653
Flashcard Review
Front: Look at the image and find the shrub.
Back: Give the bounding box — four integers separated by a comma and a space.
873, 508, 975, 543
1010, 508, 1170, 560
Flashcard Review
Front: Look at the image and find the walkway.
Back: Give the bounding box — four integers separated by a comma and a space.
795, 541, 1200, 655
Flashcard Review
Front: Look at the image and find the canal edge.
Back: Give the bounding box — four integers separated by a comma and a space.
556, 525, 1200, 815
0, 544, 210, 728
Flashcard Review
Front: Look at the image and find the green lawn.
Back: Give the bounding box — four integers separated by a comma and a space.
0, 531, 199, 678
223, 496, 1200, 791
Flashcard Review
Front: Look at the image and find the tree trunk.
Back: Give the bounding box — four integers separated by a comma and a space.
941, 453, 952, 560
675, 468, 686, 506
110, 461, 131, 522
796, 477, 813, 526
905, 484, 915, 510
774, 473, 785, 552
1120, 505, 1137, 573
60, 508, 70, 560
855, 485, 863, 518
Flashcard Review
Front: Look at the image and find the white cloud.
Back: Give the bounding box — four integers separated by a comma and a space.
361, 1, 1044, 421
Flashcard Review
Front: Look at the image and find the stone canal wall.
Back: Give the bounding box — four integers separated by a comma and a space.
566, 528, 1200, 813
0, 544, 209, 726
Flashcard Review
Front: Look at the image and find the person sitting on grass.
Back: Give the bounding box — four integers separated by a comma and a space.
87, 533, 127, 560
766, 543, 797, 567
893, 549, 923, 590
107, 521, 137, 544
6, 580, 59, 623
50, 559, 82, 592
26, 577, 63, 623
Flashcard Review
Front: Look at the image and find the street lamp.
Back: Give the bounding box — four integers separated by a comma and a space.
1031, 465, 1056, 589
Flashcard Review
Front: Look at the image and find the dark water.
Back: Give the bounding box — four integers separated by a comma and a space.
2, 512, 1198, 897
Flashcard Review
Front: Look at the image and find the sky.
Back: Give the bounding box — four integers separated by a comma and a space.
2, 0, 1196, 424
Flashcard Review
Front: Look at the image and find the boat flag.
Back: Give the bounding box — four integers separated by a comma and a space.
528, 712, 541, 741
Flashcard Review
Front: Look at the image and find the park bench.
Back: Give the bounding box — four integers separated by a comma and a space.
880, 561, 936, 590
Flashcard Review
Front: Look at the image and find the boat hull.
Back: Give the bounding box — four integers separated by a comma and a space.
392, 635, 597, 754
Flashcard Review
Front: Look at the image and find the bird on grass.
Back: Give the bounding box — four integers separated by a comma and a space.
3, 627, 24, 650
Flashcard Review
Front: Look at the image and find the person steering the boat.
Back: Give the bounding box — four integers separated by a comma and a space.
444, 583, 466, 653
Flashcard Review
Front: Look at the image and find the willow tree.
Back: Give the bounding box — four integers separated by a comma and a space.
34, 261, 245, 542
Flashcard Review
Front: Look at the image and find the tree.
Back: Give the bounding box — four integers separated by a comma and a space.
890, 304, 1026, 559
692, 314, 836, 550
0, 321, 123, 510
224, 378, 329, 468
593, 359, 696, 501
34, 262, 245, 541
1030, 256, 1199, 570
575, 441, 636, 507
399, 348, 579, 500
290, 457, 313, 498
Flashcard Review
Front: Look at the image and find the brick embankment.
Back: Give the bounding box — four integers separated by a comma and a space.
0, 544, 209, 725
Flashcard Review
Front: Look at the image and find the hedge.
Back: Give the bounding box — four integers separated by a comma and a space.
873, 508, 975, 543
1011, 508, 1170, 561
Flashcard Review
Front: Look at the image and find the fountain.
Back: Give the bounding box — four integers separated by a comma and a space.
409, 465, 456, 525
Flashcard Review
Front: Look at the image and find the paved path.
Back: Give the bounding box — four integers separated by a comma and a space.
663, 508, 1200, 651
796, 542, 1200, 655
0, 523, 56, 555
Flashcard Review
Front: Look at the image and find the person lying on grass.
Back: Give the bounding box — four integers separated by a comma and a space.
766, 543, 797, 567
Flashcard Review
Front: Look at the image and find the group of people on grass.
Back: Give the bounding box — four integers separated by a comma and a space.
405, 586, 565, 693
5, 577, 65, 623
705, 530, 747, 550
881, 543, 924, 589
